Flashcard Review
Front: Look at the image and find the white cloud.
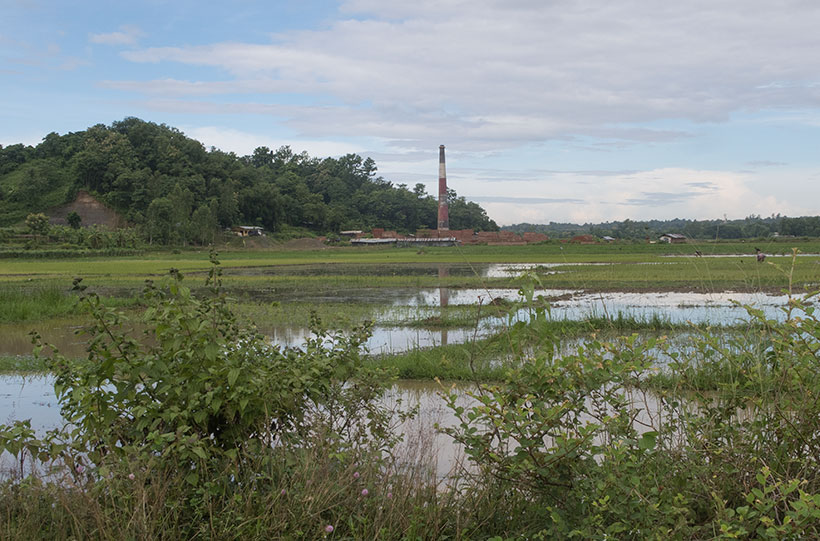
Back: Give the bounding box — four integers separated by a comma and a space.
181, 126, 363, 158
89, 25, 144, 46
455, 168, 804, 225
76, 1, 820, 225
113, 0, 820, 156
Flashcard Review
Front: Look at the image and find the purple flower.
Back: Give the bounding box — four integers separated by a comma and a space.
353, 471, 360, 479
387, 492, 392, 499
280, 489, 286, 496
128, 473, 135, 481
75, 464, 84, 474
361, 488, 369, 497
325, 525, 334, 533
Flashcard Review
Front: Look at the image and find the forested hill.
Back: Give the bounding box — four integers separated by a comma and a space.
0, 118, 498, 242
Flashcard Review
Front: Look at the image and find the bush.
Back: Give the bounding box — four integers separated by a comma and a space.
0, 252, 402, 537
444, 282, 820, 538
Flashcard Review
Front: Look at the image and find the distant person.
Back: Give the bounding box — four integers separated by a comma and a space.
694, 250, 702, 257
755, 247, 766, 262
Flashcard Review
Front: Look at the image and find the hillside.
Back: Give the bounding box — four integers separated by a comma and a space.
0, 118, 498, 243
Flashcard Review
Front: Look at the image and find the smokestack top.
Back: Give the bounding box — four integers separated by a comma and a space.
439, 144, 445, 149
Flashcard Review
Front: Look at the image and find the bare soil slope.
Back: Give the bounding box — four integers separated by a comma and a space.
48, 191, 125, 228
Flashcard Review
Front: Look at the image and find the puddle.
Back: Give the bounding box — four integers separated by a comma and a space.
259, 324, 492, 354
548, 290, 799, 324
0, 374, 61, 434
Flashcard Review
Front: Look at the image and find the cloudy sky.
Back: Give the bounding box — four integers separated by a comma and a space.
3, 0, 820, 225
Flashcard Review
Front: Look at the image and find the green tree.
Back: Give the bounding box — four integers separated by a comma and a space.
145, 197, 174, 244
66, 211, 81, 229
25, 212, 50, 238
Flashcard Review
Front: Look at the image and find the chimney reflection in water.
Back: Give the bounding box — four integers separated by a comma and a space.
438, 265, 449, 346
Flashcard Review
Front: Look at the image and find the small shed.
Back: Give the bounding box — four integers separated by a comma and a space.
659, 233, 687, 244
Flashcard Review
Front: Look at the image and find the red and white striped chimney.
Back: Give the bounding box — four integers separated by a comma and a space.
437, 145, 449, 231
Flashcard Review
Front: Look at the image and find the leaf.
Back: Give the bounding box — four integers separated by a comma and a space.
204, 343, 219, 362
228, 368, 240, 387
638, 431, 658, 451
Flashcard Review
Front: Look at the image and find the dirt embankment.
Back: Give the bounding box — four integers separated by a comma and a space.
48, 191, 124, 228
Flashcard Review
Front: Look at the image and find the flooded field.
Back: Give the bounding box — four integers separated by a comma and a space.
0, 287, 799, 357
0, 256, 808, 362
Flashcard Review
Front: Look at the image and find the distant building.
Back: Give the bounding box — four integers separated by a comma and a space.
659, 233, 687, 244
232, 226, 264, 237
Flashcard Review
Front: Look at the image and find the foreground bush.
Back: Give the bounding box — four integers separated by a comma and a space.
444, 284, 820, 538
0, 255, 436, 538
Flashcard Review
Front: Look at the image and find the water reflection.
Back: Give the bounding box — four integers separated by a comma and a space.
439, 265, 449, 347
0, 289, 802, 357
0, 377, 675, 482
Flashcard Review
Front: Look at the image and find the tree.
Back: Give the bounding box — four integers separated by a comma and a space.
145, 197, 174, 244
67, 211, 82, 229
25, 212, 50, 241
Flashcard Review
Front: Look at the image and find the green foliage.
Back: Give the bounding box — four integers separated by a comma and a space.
4, 255, 820, 537
505, 214, 792, 240
25, 213, 49, 237
0, 253, 401, 536
66, 211, 81, 229
0, 118, 498, 238
442, 272, 820, 537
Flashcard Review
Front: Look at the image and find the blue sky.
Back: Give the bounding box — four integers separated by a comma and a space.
3, 0, 820, 225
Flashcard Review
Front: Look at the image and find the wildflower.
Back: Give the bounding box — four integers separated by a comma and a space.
128, 473, 135, 481
75, 464, 84, 474
353, 471, 360, 479
387, 492, 392, 499
280, 489, 286, 496
325, 525, 334, 533
361, 488, 369, 497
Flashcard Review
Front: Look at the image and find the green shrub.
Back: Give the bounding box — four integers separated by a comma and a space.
443, 275, 820, 537
0, 252, 401, 537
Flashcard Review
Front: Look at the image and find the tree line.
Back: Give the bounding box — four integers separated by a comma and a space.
0, 118, 498, 244
505, 215, 820, 240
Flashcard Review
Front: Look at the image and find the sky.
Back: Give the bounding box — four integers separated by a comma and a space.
3, 0, 820, 226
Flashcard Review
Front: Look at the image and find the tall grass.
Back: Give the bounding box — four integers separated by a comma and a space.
0, 285, 139, 323
0, 285, 77, 322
